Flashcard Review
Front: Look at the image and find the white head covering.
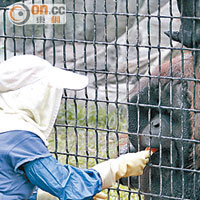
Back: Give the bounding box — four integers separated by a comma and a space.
0, 55, 88, 145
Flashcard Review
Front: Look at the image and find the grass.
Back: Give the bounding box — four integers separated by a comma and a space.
45, 99, 143, 200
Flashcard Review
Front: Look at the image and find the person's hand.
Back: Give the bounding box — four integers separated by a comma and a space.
93, 150, 151, 189
116, 150, 150, 178
93, 192, 107, 200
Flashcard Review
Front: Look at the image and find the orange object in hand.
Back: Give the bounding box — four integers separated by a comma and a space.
145, 147, 158, 153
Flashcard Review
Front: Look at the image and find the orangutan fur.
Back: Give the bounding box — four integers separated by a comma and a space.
120, 51, 200, 199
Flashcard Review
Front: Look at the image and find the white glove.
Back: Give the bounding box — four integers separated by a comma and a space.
93, 192, 107, 200
37, 189, 58, 199
93, 150, 150, 190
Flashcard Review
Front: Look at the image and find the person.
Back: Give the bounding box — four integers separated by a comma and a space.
0, 55, 151, 200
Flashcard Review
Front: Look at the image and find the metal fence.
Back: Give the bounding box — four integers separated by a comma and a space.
1, 0, 200, 199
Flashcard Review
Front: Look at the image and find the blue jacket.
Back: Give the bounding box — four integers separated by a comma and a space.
0, 130, 102, 200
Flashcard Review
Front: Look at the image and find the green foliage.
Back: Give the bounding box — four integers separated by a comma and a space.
56, 100, 127, 130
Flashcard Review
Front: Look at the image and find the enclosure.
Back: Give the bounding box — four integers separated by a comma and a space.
0, 0, 200, 199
